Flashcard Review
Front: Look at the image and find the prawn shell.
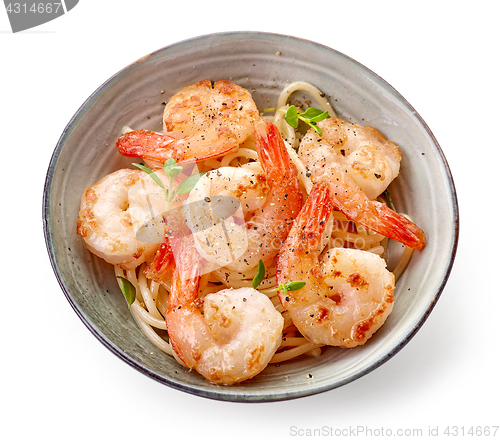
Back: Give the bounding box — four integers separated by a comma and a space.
76, 169, 166, 270
277, 183, 395, 348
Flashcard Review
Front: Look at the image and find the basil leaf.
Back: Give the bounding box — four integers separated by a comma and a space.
176, 172, 206, 194
133, 163, 166, 191
285, 105, 299, 128
252, 259, 265, 289
117, 276, 136, 310
309, 123, 323, 137
300, 107, 325, 119
284, 106, 328, 136
309, 110, 329, 123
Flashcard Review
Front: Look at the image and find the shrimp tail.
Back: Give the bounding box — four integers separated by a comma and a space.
277, 183, 332, 279
116, 128, 239, 164
143, 235, 175, 282
250, 119, 304, 262
168, 235, 202, 309
329, 167, 426, 249
144, 198, 193, 283
339, 198, 426, 250
372, 202, 426, 250
254, 119, 297, 182
165, 236, 209, 368
116, 129, 181, 162
291, 183, 333, 253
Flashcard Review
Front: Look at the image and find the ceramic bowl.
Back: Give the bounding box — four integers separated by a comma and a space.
43, 32, 459, 402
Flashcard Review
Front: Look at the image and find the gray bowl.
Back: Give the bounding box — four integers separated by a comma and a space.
43, 32, 459, 402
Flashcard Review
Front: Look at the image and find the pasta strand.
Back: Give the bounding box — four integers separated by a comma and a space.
110, 80, 415, 371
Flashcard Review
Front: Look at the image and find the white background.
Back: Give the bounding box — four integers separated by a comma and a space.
1, 1, 498, 439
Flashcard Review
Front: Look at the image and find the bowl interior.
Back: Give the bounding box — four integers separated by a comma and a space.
44, 32, 458, 402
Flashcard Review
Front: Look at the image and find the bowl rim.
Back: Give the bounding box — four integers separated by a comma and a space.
42, 31, 459, 402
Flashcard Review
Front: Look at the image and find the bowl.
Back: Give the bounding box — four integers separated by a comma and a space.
43, 32, 459, 402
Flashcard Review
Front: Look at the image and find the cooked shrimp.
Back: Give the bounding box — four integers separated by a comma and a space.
277, 183, 395, 348
77, 168, 167, 270
299, 118, 426, 249
166, 235, 283, 385
143, 184, 191, 283
301, 118, 402, 200
185, 118, 303, 272
116, 80, 259, 163
143, 234, 176, 282
185, 165, 267, 270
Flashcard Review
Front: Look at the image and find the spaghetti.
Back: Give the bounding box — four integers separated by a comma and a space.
78, 81, 424, 383
107, 81, 416, 368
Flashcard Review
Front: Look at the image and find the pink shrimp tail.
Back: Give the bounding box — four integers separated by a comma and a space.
254, 119, 297, 182
328, 168, 426, 250
144, 235, 175, 282
167, 235, 202, 310
371, 202, 426, 250
252, 119, 304, 256
116, 129, 182, 162
332, 195, 427, 250
144, 192, 193, 282
116, 128, 239, 163
165, 235, 205, 367
277, 183, 333, 281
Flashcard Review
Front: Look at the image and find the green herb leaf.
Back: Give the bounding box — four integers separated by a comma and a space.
284, 280, 306, 291
300, 107, 325, 119
252, 259, 265, 289
285, 105, 299, 128
135, 160, 205, 211
164, 157, 177, 168
164, 158, 183, 179
279, 280, 306, 296
283, 105, 329, 137
383, 189, 396, 211
117, 276, 136, 310
176, 172, 207, 194
133, 163, 166, 191
308, 110, 329, 123
309, 123, 323, 137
